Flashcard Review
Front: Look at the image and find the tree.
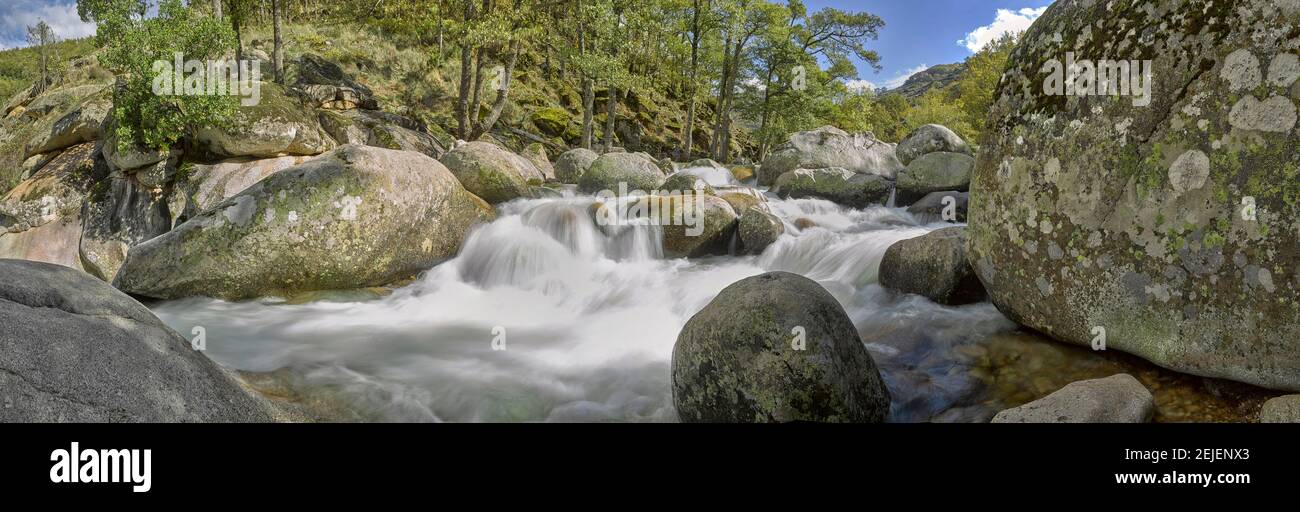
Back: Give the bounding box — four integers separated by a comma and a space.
272, 0, 285, 83
26, 20, 59, 93
78, 0, 238, 151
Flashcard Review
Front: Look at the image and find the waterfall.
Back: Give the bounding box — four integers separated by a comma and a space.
152, 193, 1011, 422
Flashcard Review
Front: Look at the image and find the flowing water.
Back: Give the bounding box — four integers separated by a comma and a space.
150, 178, 1270, 422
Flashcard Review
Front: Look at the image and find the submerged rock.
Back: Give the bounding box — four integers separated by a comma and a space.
880, 227, 985, 305
0, 259, 283, 422
992, 374, 1154, 423
672, 271, 891, 422
965, 0, 1300, 390
554, 147, 599, 184
114, 145, 494, 300
772, 167, 891, 208
895, 124, 971, 165
440, 141, 544, 204
1258, 395, 1300, 423
757, 125, 904, 185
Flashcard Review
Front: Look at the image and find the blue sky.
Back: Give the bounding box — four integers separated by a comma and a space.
2, 0, 1056, 90
803, 0, 1056, 90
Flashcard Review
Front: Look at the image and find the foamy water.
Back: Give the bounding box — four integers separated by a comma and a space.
152, 191, 1013, 422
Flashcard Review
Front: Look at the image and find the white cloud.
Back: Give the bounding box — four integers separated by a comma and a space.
959, 6, 1046, 53
0, 1, 98, 49
850, 64, 930, 92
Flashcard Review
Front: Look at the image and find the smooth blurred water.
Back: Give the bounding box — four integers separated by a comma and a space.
152, 192, 1014, 422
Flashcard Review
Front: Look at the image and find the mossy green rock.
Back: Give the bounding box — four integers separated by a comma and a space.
440, 141, 544, 204
895, 151, 974, 206
966, 0, 1300, 390
773, 167, 891, 208
113, 145, 495, 300
879, 227, 986, 305
193, 81, 336, 158
578, 152, 666, 194
659, 194, 738, 258
660, 172, 716, 196
738, 206, 784, 255
672, 271, 891, 422
555, 147, 598, 184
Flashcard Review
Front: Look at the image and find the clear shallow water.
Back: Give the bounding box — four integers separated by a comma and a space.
153, 192, 1020, 422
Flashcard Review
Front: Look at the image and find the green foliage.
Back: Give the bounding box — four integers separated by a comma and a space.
81, 0, 238, 151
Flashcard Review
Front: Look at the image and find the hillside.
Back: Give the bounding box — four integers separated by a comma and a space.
885, 62, 966, 99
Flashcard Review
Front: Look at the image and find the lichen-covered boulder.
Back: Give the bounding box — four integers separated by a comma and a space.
0, 143, 99, 272
966, 0, 1300, 390
757, 126, 904, 185
174, 156, 316, 218
578, 151, 666, 194
992, 374, 1155, 423
521, 143, 558, 182
880, 227, 986, 305
718, 188, 765, 213
895, 124, 971, 165
317, 109, 445, 159
895, 151, 974, 206
738, 206, 784, 255
658, 194, 738, 258
660, 172, 715, 196
23, 98, 109, 158
672, 271, 891, 422
440, 141, 544, 204
113, 145, 495, 300
773, 167, 891, 208
193, 82, 336, 158
555, 147, 598, 184
0, 259, 284, 422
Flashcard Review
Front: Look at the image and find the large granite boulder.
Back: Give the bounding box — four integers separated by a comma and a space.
555, 147, 598, 184
113, 145, 495, 300
738, 206, 784, 255
772, 167, 891, 208
895, 124, 972, 165
0, 259, 283, 422
0, 142, 100, 272
672, 271, 891, 422
578, 151, 667, 194
757, 126, 904, 185
879, 227, 986, 305
317, 109, 445, 159
966, 0, 1300, 390
193, 82, 336, 158
440, 141, 545, 204
895, 151, 974, 206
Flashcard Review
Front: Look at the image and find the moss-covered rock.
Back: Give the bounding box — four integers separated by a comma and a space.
966, 0, 1300, 390
738, 206, 784, 255
671, 271, 890, 422
555, 147, 598, 184
531, 107, 571, 137
895, 151, 974, 206
193, 81, 336, 158
772, 167, 891, 208
113, 145, 495, 300
578, 151, 666, 194
880, 227, 985, 305
440, 141, 544, 204
659, 172, 715, 196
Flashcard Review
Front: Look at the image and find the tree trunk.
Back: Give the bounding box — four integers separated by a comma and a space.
603, 85, 617, 149
212, 0, 223, 19
472, 42, 519, 139
682, 0, 701, 159
469, 50, 485, 130
455, 1, 477, 140
272, 0, 284, 83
